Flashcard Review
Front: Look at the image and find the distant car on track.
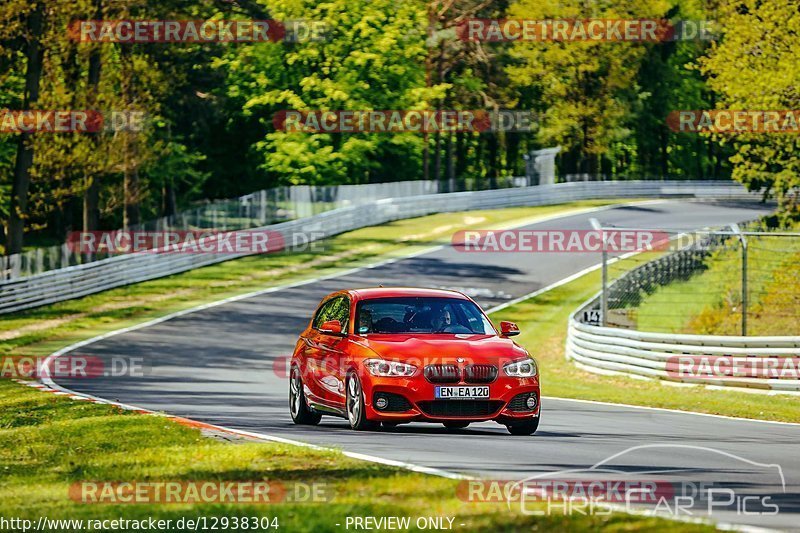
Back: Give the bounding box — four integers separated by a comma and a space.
288, 287, 540, 435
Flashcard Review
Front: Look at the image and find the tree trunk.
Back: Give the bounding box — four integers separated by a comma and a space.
123, 136, 140, 229
660, 126, 669, 179
7, 4, 44, 255
120, 45, 140, 229
487, 134, 498, 189
455, 132, 466, 191
445, 132, 454, 192
162, 181, 177, 218
433, 131, 442, 182
83, 179, 99, 231
83, 0, 103, 234
58, 198, 76, 241
432, 38, 446, 186
423, 134, 430, 181
475, 135, 484, 189
507, 133, 520, 178
422, 3, 436, 182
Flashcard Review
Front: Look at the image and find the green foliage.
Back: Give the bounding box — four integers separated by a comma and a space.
508, 0, 720, 178
699, 0, 800, 217
217, 0, 433, 184
0, 0, 792, 249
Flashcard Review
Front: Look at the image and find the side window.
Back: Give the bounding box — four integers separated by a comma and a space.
312, 299, 335, 329
330, 297, 350, 331
312, 296, 350, 331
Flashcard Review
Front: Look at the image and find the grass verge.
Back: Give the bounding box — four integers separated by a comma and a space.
633, 230, 800, 335
0, 379, 711, 531
489, 271, 800, 423
4, 199, 708, 531
0, 198, 785, 530
0, 200, 621, 360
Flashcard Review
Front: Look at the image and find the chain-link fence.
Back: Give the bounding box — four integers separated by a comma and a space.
2, 177, 535, 281
0, 181, 761, 314
596, 224, 800, 336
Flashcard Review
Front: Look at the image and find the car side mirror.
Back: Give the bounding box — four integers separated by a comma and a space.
500, 321, 520, 337
319, 320, 345, 336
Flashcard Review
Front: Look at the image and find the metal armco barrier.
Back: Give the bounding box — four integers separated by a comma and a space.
0, 180, 760, 315
567, 260, 800, 395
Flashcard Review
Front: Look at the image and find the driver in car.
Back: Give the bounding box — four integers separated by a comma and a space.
435, 307, 452, 332
358, 309, 373, 334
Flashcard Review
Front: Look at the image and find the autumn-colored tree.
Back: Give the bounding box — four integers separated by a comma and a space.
699, 0, 800, 218
508, 0, 713, 178
3, 0, 789, 253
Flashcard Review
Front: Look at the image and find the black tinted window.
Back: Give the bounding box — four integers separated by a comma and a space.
355, 297, 494, 335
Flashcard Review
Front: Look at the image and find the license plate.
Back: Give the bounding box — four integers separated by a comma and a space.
435, 386, 489, 399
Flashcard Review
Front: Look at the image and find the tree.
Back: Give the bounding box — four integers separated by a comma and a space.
424, 0, 518, 188
508, 0, 689, 178
219, 0, 438, 185
699, 0, 800, 217
6, 1, 43, 254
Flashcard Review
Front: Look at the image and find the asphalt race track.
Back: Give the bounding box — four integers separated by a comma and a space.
53, 200, 800, 530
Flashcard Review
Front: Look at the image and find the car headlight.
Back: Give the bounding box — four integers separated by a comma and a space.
364, 359, 417, 377
504, 358, 537, 378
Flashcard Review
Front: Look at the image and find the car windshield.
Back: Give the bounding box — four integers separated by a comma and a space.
355, 297, 496, 335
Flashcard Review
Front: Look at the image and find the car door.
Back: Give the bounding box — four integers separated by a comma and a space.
302, 295, 351, 410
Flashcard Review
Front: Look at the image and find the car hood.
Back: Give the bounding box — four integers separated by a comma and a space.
352, 333, 529, 365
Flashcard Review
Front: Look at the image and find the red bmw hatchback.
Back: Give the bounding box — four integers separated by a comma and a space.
288, 287, 540, 435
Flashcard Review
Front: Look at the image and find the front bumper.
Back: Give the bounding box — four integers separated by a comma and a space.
361, 374, 540, 423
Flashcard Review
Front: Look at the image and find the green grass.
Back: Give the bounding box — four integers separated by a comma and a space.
6, 198, 798, 423
633, 230, 800, 336
489, 270, 800, 423
608, 249, 730, 334
0, 200, 622, 360
0, 198, 785, 531
0, 379, 710, 531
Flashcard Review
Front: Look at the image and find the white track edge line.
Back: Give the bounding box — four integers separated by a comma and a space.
33, 198, 782, 530
34, 376, 773, 532
45, 201, 632, 360
540, 396, 800, 427
35, 374, 470, 480
39, 203, 637, 477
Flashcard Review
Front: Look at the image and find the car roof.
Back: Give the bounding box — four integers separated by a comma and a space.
348, 287, 470, 301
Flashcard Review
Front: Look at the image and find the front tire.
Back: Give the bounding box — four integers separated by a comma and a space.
346, 372, 379, 431
289, 366, 321, 425
506, 416, 539, 436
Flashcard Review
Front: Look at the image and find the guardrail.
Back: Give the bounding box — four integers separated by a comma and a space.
0, 179, 448, 281
0, 180, 760, 315
566, 231, 800, 394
